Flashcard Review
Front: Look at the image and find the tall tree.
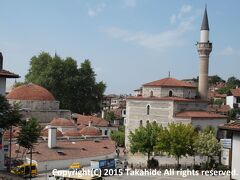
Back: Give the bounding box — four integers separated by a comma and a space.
25, 52, 106, 114
155, 123, 196, 168
17, 118, 42, 178
209, 75, 225, 85
129, 122, 162, 164
227, 76, 240, 89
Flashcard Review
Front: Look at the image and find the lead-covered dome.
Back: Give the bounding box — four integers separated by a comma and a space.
6, 83, 55, 101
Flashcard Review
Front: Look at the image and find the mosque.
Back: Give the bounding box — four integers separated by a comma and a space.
125, 8, 228, 148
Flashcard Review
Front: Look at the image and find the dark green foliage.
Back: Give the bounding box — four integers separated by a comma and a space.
213, 99, 225, 106
17, 118, 42, 150
129, 122, 162, 161
209, 75, 225, 85
147, 158, 159, 169
25, 52, 106, 114
217, 87, 231, 95
204, 125, 216, 134
105, 111, 116, 121
226, 76, 240, 89
0, 95, 22, 129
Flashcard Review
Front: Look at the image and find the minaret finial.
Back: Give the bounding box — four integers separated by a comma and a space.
168, 71, 171, 78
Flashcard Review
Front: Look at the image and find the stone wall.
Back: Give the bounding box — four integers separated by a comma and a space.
21, 110, 71, 123
8, 100, 60, 111
173, 101, 208, 113
142, 86, 197, 98
125, 99, 174, 148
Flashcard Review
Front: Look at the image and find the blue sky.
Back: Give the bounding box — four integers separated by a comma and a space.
0, 0, 239, 94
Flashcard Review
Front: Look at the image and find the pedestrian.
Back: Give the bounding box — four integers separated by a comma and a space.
116, 148, 120, 158
123, 159, 128, 170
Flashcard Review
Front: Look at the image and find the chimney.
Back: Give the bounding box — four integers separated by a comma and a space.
89, 121, 92, 127
0, 52, 3, 70
48, 127, 57, 149
101, 110, 105, 119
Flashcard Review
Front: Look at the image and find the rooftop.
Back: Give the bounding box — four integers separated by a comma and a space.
75, 115, 110, 127
11, 139, 115, 162
230, 88, 240, 97
0, 69, 20, 78
219, 121, 240, 132
6, 83, 55, 101
50, 118, 75, 127
175, 110, 227, 119
143, 77, 196, 88
127, 96, 208, 102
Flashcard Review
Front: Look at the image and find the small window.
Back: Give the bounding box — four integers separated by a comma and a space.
146, 120, 149, 124
169, 90, 173, 97
147, 105, 150, 115
150, 91, 153, 97
140, 120, 143, 126
104, 130, 108, 135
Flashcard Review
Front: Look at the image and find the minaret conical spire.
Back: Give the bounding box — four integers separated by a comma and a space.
201, 7, 209, 30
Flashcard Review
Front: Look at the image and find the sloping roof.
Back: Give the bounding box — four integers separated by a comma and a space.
11, 139, 115, 162
50, 118, 75, 127
76, 115, 110, 127
230, 88, 240, 97
143, 77, 196, 88
41, 128, 63, 137
219, 122, 240, 132
208, 91, 226, 99
6, 83, 55, 101
0, 69, 20, 78
79, 126, 102, 136
175, 111, 227, 119
127, 96, 208, 103
63, 129, 82, 137
208, 105, 230, 114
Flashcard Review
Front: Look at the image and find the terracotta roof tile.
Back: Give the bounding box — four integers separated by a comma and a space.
6, 83, 55, 101
11, 139, 115, 162
230, 88, 240, 97
208, 105, 230, 113
79, 126, 102, 136
175, 111, 227, 119
76, 115, 110, 127
50, 118, 75, 127
219, 121, 240, 132
41, 128, 63, 137
143, 77, 196, 88
63, 129, 82, 137
127, 96, 208, 102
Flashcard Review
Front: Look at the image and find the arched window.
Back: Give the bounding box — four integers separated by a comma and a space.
146, 120, 149, 124
140, 120, 143, 126
169, 90, 173, 97
147, 105, 150, 115
150, 91, 153, 97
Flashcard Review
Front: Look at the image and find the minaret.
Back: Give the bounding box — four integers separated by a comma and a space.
197, 7, 212, 99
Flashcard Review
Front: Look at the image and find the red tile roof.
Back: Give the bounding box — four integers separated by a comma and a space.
230, 88, 240, 97
127, 96, 208, 102
208, 105, 230, 114
0, 69, 20, 78
208, 91, 226, 99
41, 128, 64, 137
63, 129, 82, 137
6, 83, 55, 101
76, 115, 110, 127
143, 77, 196, 88
79, 126, 102, 136
11, 139, 115, 162
219, 122, 240, 132
50, 118, 75, 127
175, 111, 227, 119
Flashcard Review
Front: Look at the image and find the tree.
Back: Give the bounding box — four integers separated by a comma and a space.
209, 75, 225, 85
217, 86, 231, 95
204, 125, 216, 134
194, 131, 221, 168
0, 95, 22, 129
129, 122, 162, 165
25, 52, 106, 114
226, 76, 240, 89
155, 123, 196, 168
228, 109, 237, 120
105, 111, 116, 122
213, 99, 225, 106
111, 131, 125, 147
17, 118, 42, 178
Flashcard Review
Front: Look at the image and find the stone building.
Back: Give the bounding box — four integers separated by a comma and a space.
6, 83, 71, 124
125, 8, 228, 149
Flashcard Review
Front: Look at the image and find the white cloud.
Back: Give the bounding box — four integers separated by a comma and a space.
170, 15, 176, 24
124, 0, 137, 8
88, 3, 106, 18
102, 5, 195, 51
